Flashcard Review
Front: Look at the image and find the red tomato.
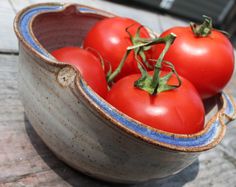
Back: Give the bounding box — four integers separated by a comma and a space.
51, 47, 108, 98
152, 27, 235, 99
83, 17, 152, 81
106, 72, 205, 134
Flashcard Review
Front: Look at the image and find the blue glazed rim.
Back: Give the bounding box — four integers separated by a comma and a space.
14, 3, 236, 152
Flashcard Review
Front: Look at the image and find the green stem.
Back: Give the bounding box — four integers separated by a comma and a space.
151, 34, 176, 89
107, 49, 131, 83
133, 33, 181, 95
127, 37, 166, 50
127, 33, 176, 51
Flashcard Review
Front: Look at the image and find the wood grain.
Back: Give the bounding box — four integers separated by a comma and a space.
0, 50, 236, 187
0, 1, 18, 53
1, 0, 236, 186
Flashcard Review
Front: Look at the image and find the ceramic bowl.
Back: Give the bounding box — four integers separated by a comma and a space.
14, 3, 236, 183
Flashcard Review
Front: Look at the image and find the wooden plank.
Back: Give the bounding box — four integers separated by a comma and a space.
0, 1, 18, 53
9, 0, 31, 12
0, 52, 236, 186
2, 0, 236, 186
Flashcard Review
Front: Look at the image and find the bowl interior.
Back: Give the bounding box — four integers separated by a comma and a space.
31, 6, 223, 124
32, 5, 107, 53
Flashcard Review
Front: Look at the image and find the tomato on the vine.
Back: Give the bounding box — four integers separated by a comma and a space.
106, 72, 205, 134
152, 17, 235, 99
51, 47, 108, 98
83, 17, 153, 81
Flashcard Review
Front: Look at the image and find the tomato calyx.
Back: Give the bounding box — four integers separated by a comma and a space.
135, 61, 182, 95
190, 15, 213, 37
106, 25, 154, 84
134, 33, 182, 95
107, 31, 182, 95
126, 25, 153, 69
190, 15, 230, 38
106, 27, 178, 87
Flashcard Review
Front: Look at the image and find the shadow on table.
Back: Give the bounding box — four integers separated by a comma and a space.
25, 115, 199, 187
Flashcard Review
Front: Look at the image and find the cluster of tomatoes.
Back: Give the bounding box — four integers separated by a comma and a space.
51, 16, 234, 135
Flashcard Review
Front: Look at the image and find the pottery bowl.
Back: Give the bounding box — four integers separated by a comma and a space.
14, 3, 236, 183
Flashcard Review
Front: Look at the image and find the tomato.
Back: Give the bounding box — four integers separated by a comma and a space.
106, 72, 205, 134
51, 47, 108, 98
152, 26, 235, 99
83, 17, 152, 81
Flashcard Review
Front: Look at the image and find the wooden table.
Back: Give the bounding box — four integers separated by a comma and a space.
1, 0, 236, 186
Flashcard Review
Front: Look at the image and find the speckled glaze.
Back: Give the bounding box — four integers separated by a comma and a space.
14, 3, 236, 183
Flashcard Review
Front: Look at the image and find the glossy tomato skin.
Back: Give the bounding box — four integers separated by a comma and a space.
83, 17, 152, 81
106, 72, 205, 134
152, 27, 234, 99
51, 47, 108, 98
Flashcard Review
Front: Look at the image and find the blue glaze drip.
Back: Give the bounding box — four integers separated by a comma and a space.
17, 4, 233, 148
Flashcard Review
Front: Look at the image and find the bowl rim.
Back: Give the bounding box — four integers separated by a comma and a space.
13, 2, 236, 152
